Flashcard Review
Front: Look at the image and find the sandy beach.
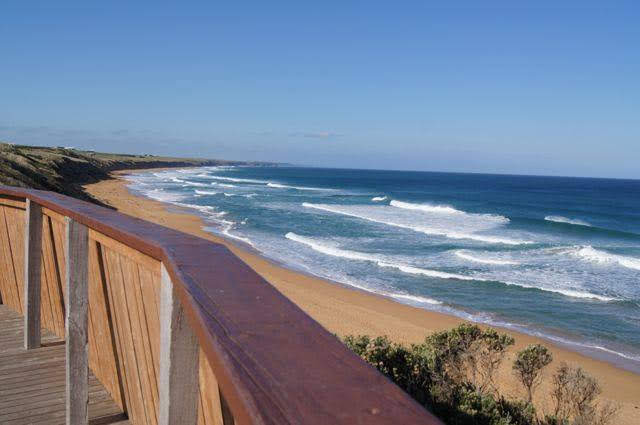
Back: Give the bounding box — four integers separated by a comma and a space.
85, 170, 640, 424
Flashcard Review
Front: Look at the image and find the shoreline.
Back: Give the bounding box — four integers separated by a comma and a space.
84, 168, 640, 423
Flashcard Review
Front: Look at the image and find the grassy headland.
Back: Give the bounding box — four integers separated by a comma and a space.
0, 142, 272, 206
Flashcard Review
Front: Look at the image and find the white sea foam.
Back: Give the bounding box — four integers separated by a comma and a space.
267, 182, 330, 191
204, 220, 254, 247
455, 250, 519, 265
285, 232, 376, 262
215, 183, 236, 188
194, 190, 219, 195
286, 233, 617, 301
144, 189, 186, 202
206, 175, 268, 184
301, 203, 530, 245
500, 280, 617, 301
371, 196, 388, 202
377, 262, 480, 281
390, 200, 464, 215
388, 293, 443, 305
181, 181, 209, 187
391, 200, 509, 223
286, 232, 483, 281
545, 216, 591, 227
567, 245, 640, 271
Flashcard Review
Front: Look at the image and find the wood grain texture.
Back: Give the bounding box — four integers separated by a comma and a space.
198, 352, 224, 425
0, 204, 26, 314
0, 304, 128, 425
24, 199, 43, 349
41, 213, 66, 338
65, 218, 89, 425
158, 264, 199, 425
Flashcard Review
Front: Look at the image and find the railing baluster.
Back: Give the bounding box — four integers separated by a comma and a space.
65, 217, 89, 425
158, 264, 200, 425
24, 199, 43, 349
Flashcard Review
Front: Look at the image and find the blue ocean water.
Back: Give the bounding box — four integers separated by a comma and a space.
127, 167, 640, 371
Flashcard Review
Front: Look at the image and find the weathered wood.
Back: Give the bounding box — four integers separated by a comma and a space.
24, 199, 44, 349
0, 305, 128, 425
158, 264, 199, 425
65, 217, 89, 425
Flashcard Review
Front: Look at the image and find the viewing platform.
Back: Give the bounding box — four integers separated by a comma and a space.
0, 186, 441, 425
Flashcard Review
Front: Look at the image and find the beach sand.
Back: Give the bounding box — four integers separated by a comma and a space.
85, 170, 640, 423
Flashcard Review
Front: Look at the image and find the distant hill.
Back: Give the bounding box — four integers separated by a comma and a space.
0, 143, 272, 206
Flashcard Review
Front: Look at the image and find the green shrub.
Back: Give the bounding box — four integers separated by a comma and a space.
512, 344, 553, 403
342, 327, 616, 425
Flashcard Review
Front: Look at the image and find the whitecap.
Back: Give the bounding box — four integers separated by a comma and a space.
455, 250, 519, 265
194, 190, 219, 195
568, 245, 640, 271
267, 182, 331, 191
545, 215, 591, 227
371, 196, 388, 202
301, 203, 530, 245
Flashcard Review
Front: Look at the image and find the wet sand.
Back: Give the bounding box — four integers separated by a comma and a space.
85, 170, 640, 423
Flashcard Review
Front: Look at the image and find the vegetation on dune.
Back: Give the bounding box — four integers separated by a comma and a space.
343, 324, 618, 425
0, 143, 271, 205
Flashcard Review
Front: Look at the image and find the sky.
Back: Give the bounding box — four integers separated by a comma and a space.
1, 1, 639, 178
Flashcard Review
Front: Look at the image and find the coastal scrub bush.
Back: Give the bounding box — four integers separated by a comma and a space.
512, 344, 553, 403
342, 328, 616, 425
550, 362, 619, 425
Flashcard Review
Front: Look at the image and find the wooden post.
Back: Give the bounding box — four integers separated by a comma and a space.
158, 264, 200, 425
24, 199, 43, 349
65, 217, 89, 425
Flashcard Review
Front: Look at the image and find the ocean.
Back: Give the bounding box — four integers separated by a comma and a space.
126, 166, 640, 372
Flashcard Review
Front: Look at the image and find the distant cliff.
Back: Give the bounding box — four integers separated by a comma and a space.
0, 143, 273, 206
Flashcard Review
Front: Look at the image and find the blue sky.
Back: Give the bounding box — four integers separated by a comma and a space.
1, 2, 638, 178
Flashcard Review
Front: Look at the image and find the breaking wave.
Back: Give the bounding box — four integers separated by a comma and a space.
301, 203, 530, 245
371, 196, 388, 202
455, 250, 519, 265
285, 233, 613, 301
267, 182, 330, 191
545, 216, 591, 227
566, 245, 640, 271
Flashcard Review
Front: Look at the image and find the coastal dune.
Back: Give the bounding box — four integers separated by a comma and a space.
84, 170, 640, 424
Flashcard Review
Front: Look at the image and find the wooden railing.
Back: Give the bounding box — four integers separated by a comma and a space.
0, 186, 442, 425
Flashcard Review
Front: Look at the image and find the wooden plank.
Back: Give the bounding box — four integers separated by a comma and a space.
87, 240, 125, 410
5, 206, 26, 313
0, 305, 128, 425
43, 206, 67, 224
0, 194, 26, 210
121, 255, 158, 425
45, 215, 66, 338
158, 264, 199, 425
89, 229, 160, 273
198, 352, 224, 425
24, 199, 44, 349
0, 206, 21, 312
65, 217, 89, 425
103, 246, 148, 425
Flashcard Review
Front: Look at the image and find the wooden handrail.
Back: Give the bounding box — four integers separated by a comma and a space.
0, 185, 442, 425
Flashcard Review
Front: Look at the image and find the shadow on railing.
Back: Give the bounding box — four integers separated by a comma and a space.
0, 186, 442, 425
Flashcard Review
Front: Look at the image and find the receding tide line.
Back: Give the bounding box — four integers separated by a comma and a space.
301, 202, 532, 245
285, 232, 616, 301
